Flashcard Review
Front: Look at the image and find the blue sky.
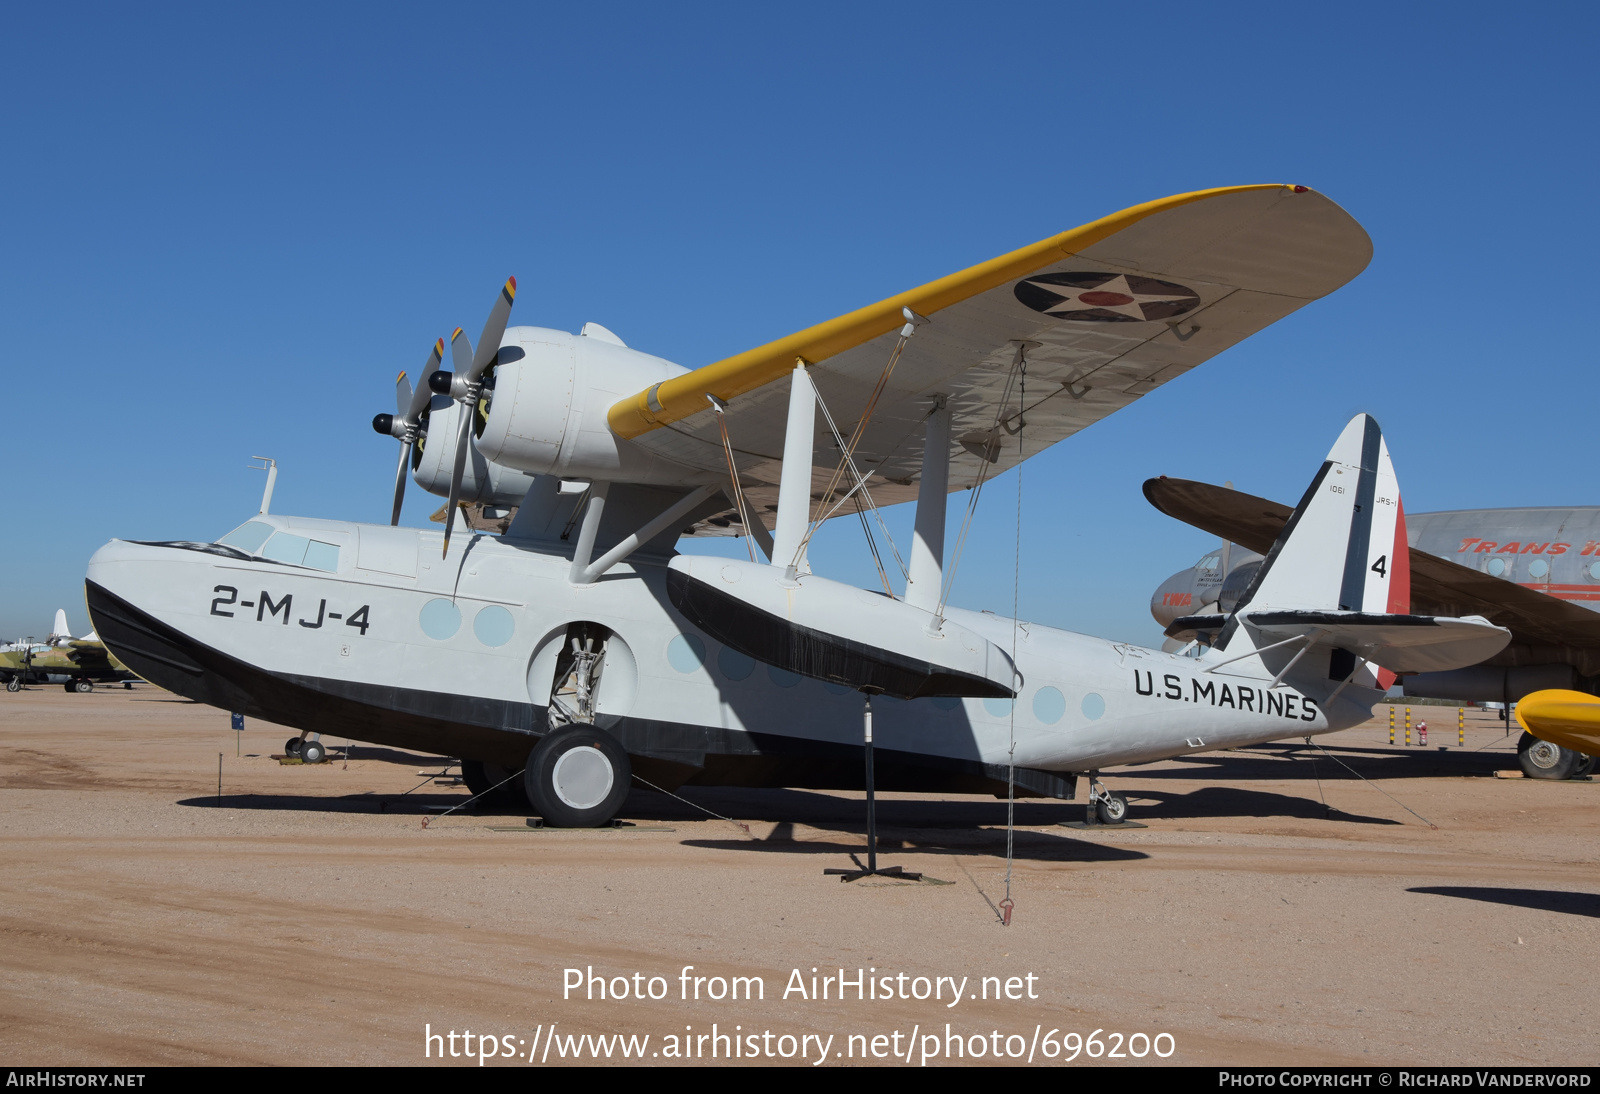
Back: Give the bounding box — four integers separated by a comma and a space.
2, 3, 1595, 643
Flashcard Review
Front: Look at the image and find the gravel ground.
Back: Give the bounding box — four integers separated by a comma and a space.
1, 687, 1593, 1067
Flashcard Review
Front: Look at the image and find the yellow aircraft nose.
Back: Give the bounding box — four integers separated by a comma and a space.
1514, 689, 1600, 756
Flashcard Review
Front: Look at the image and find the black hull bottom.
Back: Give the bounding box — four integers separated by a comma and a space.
85, 580, 1074, 800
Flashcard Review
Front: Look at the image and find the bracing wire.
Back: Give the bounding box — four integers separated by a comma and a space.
936, 345, 1028, 624
802, 379, 909, 589
708, 395, 758, 562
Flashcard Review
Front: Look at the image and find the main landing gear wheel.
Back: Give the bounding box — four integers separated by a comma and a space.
1517, 731, 1582, 780
1096, 792, 1129, 825
6, 678, 20, 693
285, 737, 304, 758
461, 759, 532, 810
524, 725, 631, 828
300, 739, 327, 764
74, 680, 94, 694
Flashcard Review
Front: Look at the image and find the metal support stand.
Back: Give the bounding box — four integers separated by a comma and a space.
825, 694, 921, 882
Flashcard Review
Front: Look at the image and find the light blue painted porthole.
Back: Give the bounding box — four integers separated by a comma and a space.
1033, 686, 1066, 725
767, 665, 801, 688
1487, 557, 1507, 577
419, 598, 461, 640
1081, 692, 1106, 720
473, 605, 515, 647
667, 634, 706, 673
1528, 559, 1550, 579
822, 681, 852, 695
1591, 560, 1600, 581
983, 697, 1013, 718
931, 695, 961, 711
718, 646, 755, 681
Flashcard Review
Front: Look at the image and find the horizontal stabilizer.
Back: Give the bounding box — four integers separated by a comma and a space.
667, 556, 1016, 700
1164, 614, 1227, 642
1514, 689, 1600, 755
1244, 610, 1510, 674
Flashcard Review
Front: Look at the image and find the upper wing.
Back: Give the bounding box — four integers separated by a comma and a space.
609, 185, 1372, 526
1144, 477, 1600, 674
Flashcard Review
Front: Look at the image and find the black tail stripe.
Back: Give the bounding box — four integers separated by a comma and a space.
1338, 416, 1382, 611
1214, 459, 1332, 650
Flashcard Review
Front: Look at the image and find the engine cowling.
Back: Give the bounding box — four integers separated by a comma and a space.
474, 326, 702, 485
411, 396, 537, 506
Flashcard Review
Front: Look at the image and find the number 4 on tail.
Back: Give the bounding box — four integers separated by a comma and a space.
1371, 555, 1387, 577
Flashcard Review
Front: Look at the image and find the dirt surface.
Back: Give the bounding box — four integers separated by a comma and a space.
1, 686, 1594, 1067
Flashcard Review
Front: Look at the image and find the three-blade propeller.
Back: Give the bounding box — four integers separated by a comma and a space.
372, 339, 445, 526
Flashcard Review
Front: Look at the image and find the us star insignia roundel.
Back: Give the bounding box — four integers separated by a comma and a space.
1014, 272, 1201, 323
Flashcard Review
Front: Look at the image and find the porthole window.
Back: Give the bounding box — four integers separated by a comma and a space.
667, 634, 706, 673
473, 605, 515, 647
1528, 559, 1550, 580
930, 695, 961, 711
767, 665, 801, 688
1033, 686, 1066, 725
1081, 692, 1106, 720
983, 697, 1013, 718
717, 646, 755, 681
1487, 558, 1507, 577
822, 681, 852, 696
1590, 560, 1600, 581
419, 598, 461, 640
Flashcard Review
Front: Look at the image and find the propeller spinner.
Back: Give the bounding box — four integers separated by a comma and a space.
371, 338, 445, 526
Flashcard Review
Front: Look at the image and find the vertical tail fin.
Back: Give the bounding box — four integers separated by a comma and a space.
1235, 413, 1408, 616
50, 609, 71, 642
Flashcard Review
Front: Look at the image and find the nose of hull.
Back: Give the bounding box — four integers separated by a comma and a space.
84, 540, 254, 710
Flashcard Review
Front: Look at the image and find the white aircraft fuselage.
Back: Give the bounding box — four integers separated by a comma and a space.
85, 513, 1377, 800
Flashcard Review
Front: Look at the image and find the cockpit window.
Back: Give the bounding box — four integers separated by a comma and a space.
1197, 554, 1222, 571
218, 521, 275, 553
215, 522, 340, 572
260, 532, 340, 572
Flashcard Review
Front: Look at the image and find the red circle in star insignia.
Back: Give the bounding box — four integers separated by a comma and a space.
1078, 291, 1135, 306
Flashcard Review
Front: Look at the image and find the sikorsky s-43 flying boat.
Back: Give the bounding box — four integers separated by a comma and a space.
85, 185, 1505, 828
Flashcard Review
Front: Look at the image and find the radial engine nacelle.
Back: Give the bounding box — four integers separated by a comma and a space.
473, 325, 701, 486
411, 396, 538, 506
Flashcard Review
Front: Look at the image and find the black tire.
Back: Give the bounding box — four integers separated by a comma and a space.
74, 680, 93, 694
301, 739, 327, 764
524, 725, 631, 827
1574, 753, 1597, 778
461, 759, 531, 810
1518, 731, 1581, 780
5, 678, 19, 693
1096, 792, 1129, 825
285, 737, 304, 758
123, 681, 133, 690
63, 682, 75, 693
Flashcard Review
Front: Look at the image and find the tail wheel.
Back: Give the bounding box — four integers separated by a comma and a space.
524, 725, 631, 827
1517, 731, 1581, 780
1096, 792, 1129, 825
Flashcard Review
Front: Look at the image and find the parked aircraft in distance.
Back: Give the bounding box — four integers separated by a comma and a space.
87, 185, 1503, 833
1147, 485, 1600, 779
1, 610, 136, 693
